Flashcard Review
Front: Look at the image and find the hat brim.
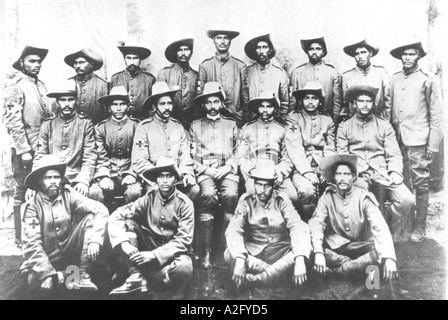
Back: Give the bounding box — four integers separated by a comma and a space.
343, 41, 379, 57
142, 89, 179, 109
248, 96, 280, 113
244, 34, 276, 61
25, 163, 67, 191
165, 39, 194, 63
345, 85, 379, 102
244, 168, 276, 182
118, 46, 151, 60
194, 90, 225, 104
64, 50, 103, 71
47, 90, 78, 98
390, 42, 426, 60
292, 88, 323, 99
300, 38, 327, 57
142, 164, 181, 182
319, 154, 358, 184
13, 46, 49, 71
98, 94, 130, 106
206, 30, 240, 40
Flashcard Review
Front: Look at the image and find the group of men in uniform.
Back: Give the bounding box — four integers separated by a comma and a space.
2, 28, 443, 296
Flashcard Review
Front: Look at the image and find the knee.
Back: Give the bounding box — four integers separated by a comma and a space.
124, 183, 142, 203
188, 185, 201, 202
223, 248, 234, 265
88, 184, 104, 202
168, 255, 193, 284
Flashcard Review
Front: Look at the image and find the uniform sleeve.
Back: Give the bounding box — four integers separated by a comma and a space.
426, 77, 444, 152
237, 126, 255, 178
225, 198, 249, 260
152, 198, 195, 266
381, 70, 392, 121
189, 124, 207, 176
308, 195, 329, 254
278, 71, 290, 123
224, 123, 239, 173
383, 122, 403, 176
284, 116, 313, 175
332, 72, 343, 121
336, 122, 349, 154
93, 124, 111, 179
323, 119, 337, 156
240, 64, 251, 124
179, 127, 195, 177
131, 123, 154, 175
73, 120, 97, 186
277, 129, 294, 177
288, 70, 299, 112
156, 68, 167, 82
198, 64, 207, 95
32, 121, 50, 169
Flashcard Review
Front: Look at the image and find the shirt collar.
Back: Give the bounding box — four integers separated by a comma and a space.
214, 53, 230, 63
58, 111, 77, 122
257, 117, 275, 124
206, 114, 221, 122
308, 61, 323, 68
76, 72, 94, 82
111, 115, 129, 125
174, 62, 191, 73
403, 65, 420, 76
256, 61, 271, 70
154, 113, 170, 123
157, 189, 176, 206
20, 72, 39, 84
355, 64, 371, 74
37, 190, 63, 204
125, 68, 142, 78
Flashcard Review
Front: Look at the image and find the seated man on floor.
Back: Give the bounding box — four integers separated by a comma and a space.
108, 157, 194, 296
309, 154, 398, 281
225, 159, 311, 288
20, 155, 109, 293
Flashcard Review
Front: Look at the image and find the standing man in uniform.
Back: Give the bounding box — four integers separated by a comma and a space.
65, 47, 108, 125
245, 34, 289, 124
289, 36, 342, 121
110, 40, 156, 120
199, 29, 249, 128
341, 39, 391, 122
3, 45, 52, 246
157, 38, 198, 130
390, 39, 443, 242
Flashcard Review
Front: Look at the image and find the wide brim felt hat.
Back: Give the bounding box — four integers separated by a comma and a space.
142, 157, 182, 182
244, 34, 276, 61
343, 39, 379, 57
244, 159, 277, 182
98, 85, 129, 105
247, 91, 280, 113
64, 47, 104, 71
345, 85, 379, 102
47, 90, 78, 99
319, 154, 358, 184
300, 36, 327, 57
390, 41, 426, 59
142, 81, 179, 109
292, 81, 325, 99
12, 46, 49, 71
165, 38, 194, 63
206, 30, 240, 40
194, 81, 226, 104
25, 155, 67, 191
117, 40, 151, 60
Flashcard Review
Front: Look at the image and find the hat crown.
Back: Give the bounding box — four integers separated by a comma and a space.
301, 81, 323, 91
155, 157, 177, 168
250, 158, 277, 180
202, 82, 224, 96
109, 85, 128, 96
35, 154, 63, 170
151, 81, 179, 96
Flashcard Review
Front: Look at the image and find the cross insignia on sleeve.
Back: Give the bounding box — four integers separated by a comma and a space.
289, 124, 298, 133
35, 140, 43, 151
136, 140, 148, 149
29, 219, 39, 229
6, 103, 14, 111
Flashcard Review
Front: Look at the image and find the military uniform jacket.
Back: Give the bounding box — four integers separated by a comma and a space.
289, 61, 342, 119
247, 61, 289, 123
20, 186, 109, 282
110, 69, 156, 120
68, 73, 108, 125
189, 116, 239, 183
94, 116, 140, 180
108, 188, 194, 266
237, 118, 293, 178
199, 54, 250, 127
157, 63, 198, 127
342, 65, 391, 120
34, 113, 97, 186
3, 73, 52, 155
286, 111, 335, 170
337, 114, 403, 179
308, 186, 396, 261
226, 191, 311, 260
131, 114, 194, 177
390, 66, 443, 152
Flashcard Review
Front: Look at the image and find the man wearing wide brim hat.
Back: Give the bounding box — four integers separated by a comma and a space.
245, 34, 289, 124
110, 40, 155, 120
337, 84, 415, 241
108, 157, 194, 295
21, 154, 109, 293
290, 36, 341, 122
309, 154, 398, 280
65, 47, 108, 125
341, 38, 391, 123
4, 45, 52, 246
199, 28, 249, 128
34, 86, 97, 198
89, 86, 142, 210
389, 37, 443, 243
225, 158, 311, 287
190, 81, 239, 268
287, 81, 336, 221
157, 38, 198, 130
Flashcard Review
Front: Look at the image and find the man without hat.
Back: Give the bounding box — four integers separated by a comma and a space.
157, 38, 198, 130
89, 86, 142, 211
3, 45, 53, 246
286, 82, 336, 221
225, 159, 311, 287
340, 39, 391, 123
190, 82, 240, 268
199, 29, 249, 128
389, 39, 443, 242
20, 155, 109, 294
245, 34, 290, 124
108, 157, 194, 295
65, 47, 108, 125
289, 36, 342, 121
110, 40, 156, 120
309, 154, 398, 280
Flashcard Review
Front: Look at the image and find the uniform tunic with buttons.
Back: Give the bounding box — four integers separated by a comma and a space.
110, 69, 156, 120
342, 65, 391, 120
226, 191, 311, 260
157, 63, 198, 129
34, 112, 97, 187
108, 188, 194, 266
94, 116, 139, 180
390, 66, 443, 152
68, 73, 108, 125
20, 186, 109, 282
199, 54, 250, 127
308, 186, 396, 261
247, 61, 290, 123
289, 62, 342, 119
131, 114, 194, 177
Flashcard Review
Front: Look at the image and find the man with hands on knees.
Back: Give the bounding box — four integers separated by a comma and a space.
225, 159, 311, 288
